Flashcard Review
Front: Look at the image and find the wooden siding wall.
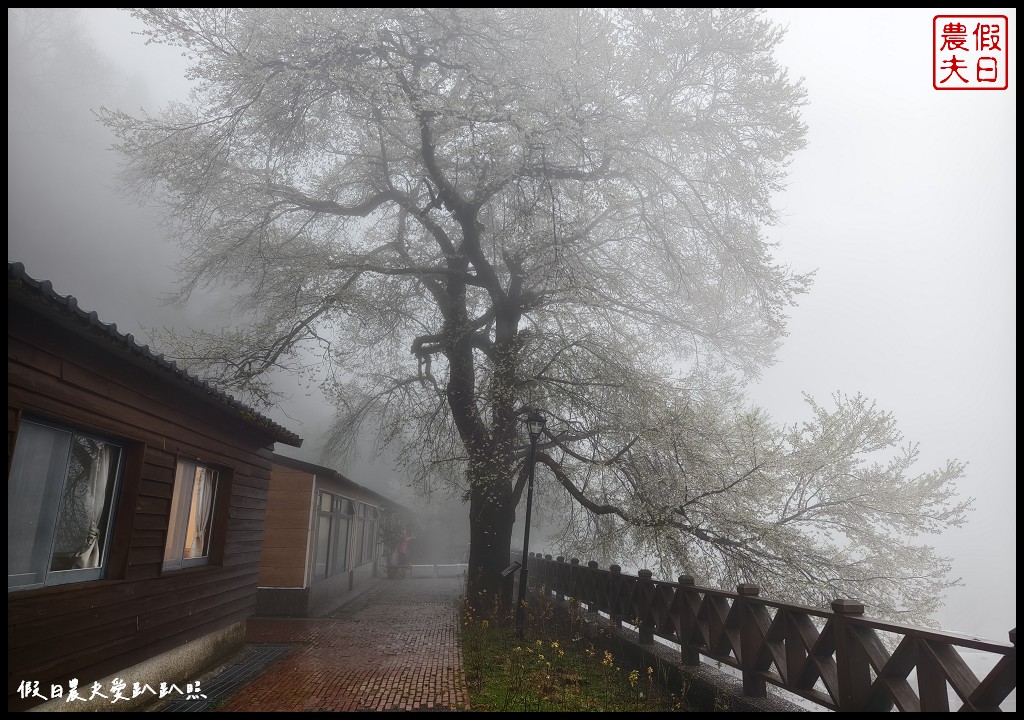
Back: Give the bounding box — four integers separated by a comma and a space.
7, 307, 282, 711
259, 465, 314, 588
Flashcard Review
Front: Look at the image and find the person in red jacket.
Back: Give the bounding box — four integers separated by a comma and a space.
396, 531, 415, 566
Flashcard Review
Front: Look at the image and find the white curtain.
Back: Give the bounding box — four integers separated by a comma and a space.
73, 444, 114, 569
188, 467, 216, 558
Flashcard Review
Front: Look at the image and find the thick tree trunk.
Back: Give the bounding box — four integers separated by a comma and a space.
442, 233, 524, 614
466, 481, 516, 614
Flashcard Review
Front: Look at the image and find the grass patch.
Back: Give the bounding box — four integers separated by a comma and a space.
459, 589, 691, 712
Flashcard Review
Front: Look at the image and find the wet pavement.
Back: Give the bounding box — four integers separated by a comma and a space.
157, 576, 469, 712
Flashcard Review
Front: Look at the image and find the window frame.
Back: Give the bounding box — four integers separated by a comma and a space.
162, 457, 223, 572
8, 417, 126, 592
313, 490, 354, 581
356, 502, 380, 566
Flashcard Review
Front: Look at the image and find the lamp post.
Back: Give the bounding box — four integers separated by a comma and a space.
516, 408, 546, 640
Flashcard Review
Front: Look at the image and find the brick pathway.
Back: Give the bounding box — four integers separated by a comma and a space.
196, 577, 469, 712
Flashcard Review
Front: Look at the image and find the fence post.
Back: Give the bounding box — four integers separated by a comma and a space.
677, 574, 700, 666
586, 561, 600, 614
832, 598, 870, 711
609, 564, 622, 627
554, 555, 565, 600
542, 554, 552, 592
568, 558, 579, 604
736, 583, 767, 697
638, 569, 655, 644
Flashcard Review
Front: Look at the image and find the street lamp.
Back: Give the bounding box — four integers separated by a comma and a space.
516, 408, 546, 640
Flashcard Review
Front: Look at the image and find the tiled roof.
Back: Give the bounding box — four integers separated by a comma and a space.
8, 261, 303, 447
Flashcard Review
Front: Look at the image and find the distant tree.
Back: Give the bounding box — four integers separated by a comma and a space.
8, 8, 112, 130
551, 390, 971, 624
101, 8, 970, 621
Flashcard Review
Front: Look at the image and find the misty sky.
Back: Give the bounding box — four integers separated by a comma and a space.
7, 8, 1015, 642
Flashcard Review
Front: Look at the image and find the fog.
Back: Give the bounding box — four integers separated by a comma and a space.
7, 9, 1015, 642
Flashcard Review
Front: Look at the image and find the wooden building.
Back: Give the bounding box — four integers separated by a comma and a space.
7, 262, 302, 711
257, 454, 414, 617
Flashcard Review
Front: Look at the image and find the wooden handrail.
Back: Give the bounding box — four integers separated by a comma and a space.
517, 553, 1016, 712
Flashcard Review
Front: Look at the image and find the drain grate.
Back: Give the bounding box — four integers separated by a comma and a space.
159, 643, 293, 712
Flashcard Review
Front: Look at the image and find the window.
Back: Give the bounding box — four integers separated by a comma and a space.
313, 491, 353, 581
8, 419, 124, 591
163, 459, 220, 571
356, 503, 380, 566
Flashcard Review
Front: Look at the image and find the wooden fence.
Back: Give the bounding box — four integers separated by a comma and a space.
525, 553, 1016, 712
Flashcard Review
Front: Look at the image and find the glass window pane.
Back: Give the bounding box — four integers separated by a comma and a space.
355, 517, 365, 564
163, 461, 192, 570
184, 466, 217, 560
314, 513, 330, 580
8, 422, 72, 589
50, 438, 121, 573
331, 515, 350, 574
